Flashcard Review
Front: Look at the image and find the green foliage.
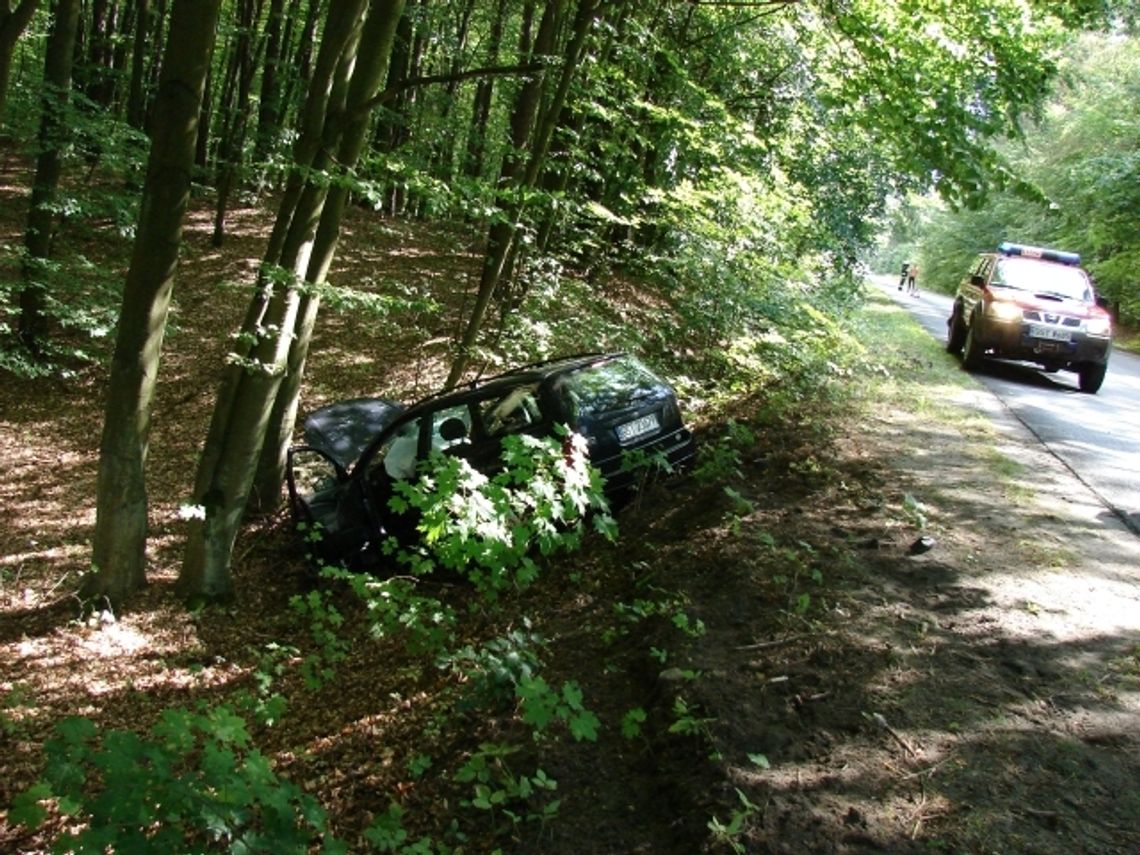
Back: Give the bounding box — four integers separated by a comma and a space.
668, 696, 716, 739
893, 33, 1140, 324
621, 707, 648, 740
516, 676, 600, 742
288, 589, 348, 690
388, 429, 615, 596
12, 706, 340, 853
1, 682, 36, 738
707, 788, 761, 854
439, 626, 542, 703
454, 743, 560, 832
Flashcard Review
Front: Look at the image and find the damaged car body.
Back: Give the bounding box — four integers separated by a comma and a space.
286, 352, 697, 571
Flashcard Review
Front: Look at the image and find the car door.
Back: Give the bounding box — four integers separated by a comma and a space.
960, 254, 992, 319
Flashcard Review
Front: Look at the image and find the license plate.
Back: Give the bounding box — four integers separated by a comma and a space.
1028, 324, 1071, 342
616, 413, 660, 444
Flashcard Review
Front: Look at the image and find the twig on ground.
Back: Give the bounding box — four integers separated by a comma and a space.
866, 711, 921, 758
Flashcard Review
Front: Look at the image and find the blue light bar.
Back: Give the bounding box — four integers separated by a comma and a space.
998, 241, 1081, 266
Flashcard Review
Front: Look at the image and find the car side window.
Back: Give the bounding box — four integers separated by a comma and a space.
482, 385, 541, 438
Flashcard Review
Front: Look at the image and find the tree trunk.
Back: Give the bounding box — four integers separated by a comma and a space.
249, 0, 407, 514
253, 0, 286, 160
446, 0, 601, 387
81, 0, 119, 108
212, 0, 258, 246
463, 0, 507, 179
278, 0, 321, 132
179, 0, 406, 603
0, 0, 40, 124
142, 0, 167, 133
85, 0, 222, 608
17, 0, 80, 353
125, 0, 149, 129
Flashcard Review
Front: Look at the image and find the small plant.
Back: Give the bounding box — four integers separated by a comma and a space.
454, 743, 561, 834
288, 588, 348, 690
694, 419, 755, 485
239, 642, 297, 726
437, 626, 546, 712
707, 788, 761, 853
516, 676, 600, 742
1, 683, 36, 737
621, 707, 648, 740
902, 492, 928, 529
11, 706, 339, 852
668, 696, 716, 740
363, 803, 437, 853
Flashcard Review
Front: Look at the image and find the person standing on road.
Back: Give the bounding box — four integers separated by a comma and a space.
907, 263, 919, 296
898, 261, 910, 291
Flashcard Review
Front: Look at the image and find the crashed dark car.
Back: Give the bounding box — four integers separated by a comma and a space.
286, 352, 696, 570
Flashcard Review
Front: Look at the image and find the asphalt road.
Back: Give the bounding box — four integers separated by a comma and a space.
872, 275, 1140, 536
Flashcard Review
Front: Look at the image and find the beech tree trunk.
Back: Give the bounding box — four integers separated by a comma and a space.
17, 0, 80, 353
253, 0, 286, 160
0, 0, 40, 124
85, 0, 222, 608
125, 0, 149, 129
250, 0, 407, 513
446, 0, 600, 387
212, 0, 258, 246
179, 0, 405, 602
463, 0, 508, 179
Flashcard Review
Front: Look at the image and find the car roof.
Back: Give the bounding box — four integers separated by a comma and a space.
405, 352, 625, 413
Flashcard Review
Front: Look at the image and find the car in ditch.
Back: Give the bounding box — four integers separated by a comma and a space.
946, 242, 1113, 393
286, 352, 697, 570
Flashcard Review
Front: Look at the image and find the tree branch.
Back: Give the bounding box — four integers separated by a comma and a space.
347, 61, 544, 123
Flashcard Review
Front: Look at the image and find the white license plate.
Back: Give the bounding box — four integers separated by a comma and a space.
616, 413, 660, 443
1028, 324, 1071, 342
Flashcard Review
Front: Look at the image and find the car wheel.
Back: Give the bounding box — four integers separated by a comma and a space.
961, 318, 984, 370
946, 306, 966, 354
1078, 361, 1106, 394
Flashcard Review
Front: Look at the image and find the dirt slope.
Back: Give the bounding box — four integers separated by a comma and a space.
533, 365, 1140, 853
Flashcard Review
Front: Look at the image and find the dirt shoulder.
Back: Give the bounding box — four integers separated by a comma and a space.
542, 333, 1140, 852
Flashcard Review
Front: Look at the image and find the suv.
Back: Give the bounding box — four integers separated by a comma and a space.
946, 242, 1112, 393
286, 352, 696, 570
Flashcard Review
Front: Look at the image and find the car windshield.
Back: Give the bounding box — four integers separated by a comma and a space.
554, 357, 662, 421
993, 257, 1091, 302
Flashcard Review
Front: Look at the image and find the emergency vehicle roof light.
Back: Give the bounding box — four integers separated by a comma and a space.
998, 242, 1081, 266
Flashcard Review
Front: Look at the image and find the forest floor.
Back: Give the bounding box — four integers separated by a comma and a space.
1, 151, 1139, 853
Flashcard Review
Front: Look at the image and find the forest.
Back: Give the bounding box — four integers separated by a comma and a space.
2, 0, 1139, 851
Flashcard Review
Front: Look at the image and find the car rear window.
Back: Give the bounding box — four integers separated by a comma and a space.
554, 357, 663, 421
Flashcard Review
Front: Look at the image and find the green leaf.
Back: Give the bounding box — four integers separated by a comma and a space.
621, 708, 647, 740
569, 710, 600, 742
9, 782, 51, 828
748, 753, 771, 769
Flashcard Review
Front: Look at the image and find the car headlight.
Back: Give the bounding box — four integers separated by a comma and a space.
1085, 315, 1112, 336
986, 300, 1024, 322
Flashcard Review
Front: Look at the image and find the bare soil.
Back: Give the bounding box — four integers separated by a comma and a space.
1, 150, 1138, 853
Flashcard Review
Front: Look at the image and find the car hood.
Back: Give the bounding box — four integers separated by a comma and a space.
303, 397, 406, 468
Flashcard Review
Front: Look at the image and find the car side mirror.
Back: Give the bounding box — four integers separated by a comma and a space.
1096, 294, 1110, 310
